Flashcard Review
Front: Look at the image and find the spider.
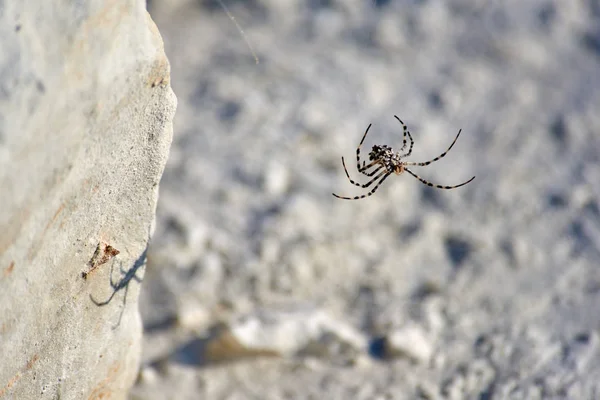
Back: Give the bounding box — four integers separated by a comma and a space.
332, 116, 475, 200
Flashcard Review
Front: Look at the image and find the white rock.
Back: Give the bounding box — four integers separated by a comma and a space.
386, 324, 435, 364
206, 305, 367, 362
264, 159, 290, 196
0, 1, 176, 399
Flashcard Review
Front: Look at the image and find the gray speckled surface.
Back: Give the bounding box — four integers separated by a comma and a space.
134, 1, 600, 398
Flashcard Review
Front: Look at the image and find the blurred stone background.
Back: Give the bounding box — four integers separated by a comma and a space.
133, 0, 600, 398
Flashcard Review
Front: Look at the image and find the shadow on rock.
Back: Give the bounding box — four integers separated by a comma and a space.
90, 247, 147, 328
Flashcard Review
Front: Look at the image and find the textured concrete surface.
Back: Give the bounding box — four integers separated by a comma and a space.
0, 1, 175, 399
135, 0, 600, 399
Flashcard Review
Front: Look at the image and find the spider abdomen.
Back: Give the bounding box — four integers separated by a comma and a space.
368, 144, 393, 161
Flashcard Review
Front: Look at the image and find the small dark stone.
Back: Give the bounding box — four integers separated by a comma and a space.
219, 101, 241, 121
574, 332, 590, 344
427, 90, 444, 111
547, 192, 568, 208
373, 0, 392, 9
580, 30, 600, 59
368, 336, 387, 360
444, 236, 472, 268
36, 80, 46, 93
537, 3, 556, 28
549, 115, 568, 146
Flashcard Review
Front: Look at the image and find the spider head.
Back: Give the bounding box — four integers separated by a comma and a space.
368, 145, 392, 161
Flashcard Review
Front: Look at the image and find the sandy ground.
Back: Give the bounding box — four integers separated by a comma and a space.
131, 1, 600, 398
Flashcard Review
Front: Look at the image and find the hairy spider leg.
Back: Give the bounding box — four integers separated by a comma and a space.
354, 124, 388, 174
359, 157, 384, 176
404, 168, 475, 189
404, 129, 463, 166
358, 158, 381, 174
341, 157, 384, 188
333, 170, 392, 200
355, 123, 372, 172
394, 116, 414, 157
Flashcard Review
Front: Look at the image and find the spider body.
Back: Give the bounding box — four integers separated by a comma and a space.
333, 116, 475, 200
368, 145, 405, 175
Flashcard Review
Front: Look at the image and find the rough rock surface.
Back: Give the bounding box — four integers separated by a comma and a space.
0, 1, 175, 399
136, 0, 600, 399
